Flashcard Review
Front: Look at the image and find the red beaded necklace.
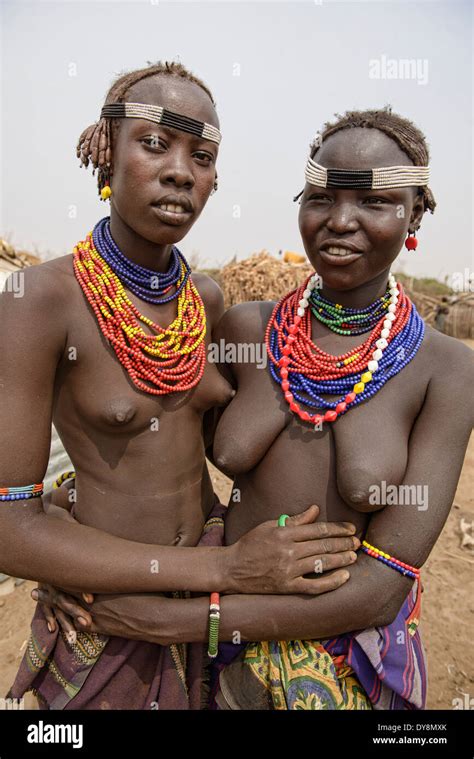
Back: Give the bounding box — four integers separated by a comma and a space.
265, 273, 412, 425
73, 231, 207, 395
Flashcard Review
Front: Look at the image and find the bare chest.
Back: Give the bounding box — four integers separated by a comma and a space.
54, 283, 232, 437
215, 325, 433, 515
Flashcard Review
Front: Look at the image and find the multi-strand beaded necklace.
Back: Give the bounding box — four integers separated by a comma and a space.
73, 217, 206, 395
265, 272, 424, 426
310, 286, 392, 336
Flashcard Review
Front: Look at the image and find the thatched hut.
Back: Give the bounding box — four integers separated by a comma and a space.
0, 238, 41, 272
435, 294, 474, 339
220, 251, 313, 308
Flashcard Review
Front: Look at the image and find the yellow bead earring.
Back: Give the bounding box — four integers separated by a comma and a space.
100, 182, 112, 201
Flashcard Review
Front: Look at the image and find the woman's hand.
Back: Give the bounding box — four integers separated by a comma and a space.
31, 585, 173, 642
31, 584, 94, 637
223, 505, 359, 595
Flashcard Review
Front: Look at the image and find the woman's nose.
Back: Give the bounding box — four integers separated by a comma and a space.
325, 203, 359, 234
159, 157, 195, 189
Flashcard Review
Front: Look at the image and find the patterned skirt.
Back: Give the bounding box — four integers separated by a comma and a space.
211, 581, 427, 710
7, 499, 226, 710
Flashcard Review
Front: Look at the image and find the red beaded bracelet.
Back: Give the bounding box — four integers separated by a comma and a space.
361, 540, 422, 636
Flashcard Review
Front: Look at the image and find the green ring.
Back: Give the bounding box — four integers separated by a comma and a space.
278, 514, 290, 527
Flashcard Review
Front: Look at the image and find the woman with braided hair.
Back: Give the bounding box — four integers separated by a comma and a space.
34, 106, 473, 710
1, 63, 358, 710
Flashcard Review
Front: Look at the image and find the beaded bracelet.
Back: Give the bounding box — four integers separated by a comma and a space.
207, 592, 220, 658
361, 540, 422, 636
0, 483, 44, 501
53, 471, 76, 489
361, 541, 420, 580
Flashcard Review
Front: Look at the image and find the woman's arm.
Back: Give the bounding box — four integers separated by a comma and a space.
44, 339, 473, 641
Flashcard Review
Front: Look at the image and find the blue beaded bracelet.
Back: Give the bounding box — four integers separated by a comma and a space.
0, 482, 44, 501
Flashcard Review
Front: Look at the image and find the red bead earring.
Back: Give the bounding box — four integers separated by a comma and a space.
405, 231, 418, 251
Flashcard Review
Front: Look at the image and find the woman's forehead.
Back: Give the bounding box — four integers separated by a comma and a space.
125, 75, 219, 129
315, 127, 412, 169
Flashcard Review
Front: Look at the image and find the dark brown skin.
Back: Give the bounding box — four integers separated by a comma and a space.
0, 76, 356, 602
38, 127, 473, 645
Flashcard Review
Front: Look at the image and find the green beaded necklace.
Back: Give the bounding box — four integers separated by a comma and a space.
309, 286, 392, 336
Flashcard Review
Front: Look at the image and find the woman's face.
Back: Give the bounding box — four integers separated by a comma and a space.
298, 127, 425, 291
110, 75, 219, 247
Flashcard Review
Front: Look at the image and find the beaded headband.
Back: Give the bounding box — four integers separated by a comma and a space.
305, 156, 430, 189
100, 103, 222, 145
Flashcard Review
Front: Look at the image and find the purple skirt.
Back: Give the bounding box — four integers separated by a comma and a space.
210, 580, 426, 710
7, 499, 226, 710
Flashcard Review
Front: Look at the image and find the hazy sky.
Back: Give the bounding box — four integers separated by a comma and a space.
1, 0, 472, 283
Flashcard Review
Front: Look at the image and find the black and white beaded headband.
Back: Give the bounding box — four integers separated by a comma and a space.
100, 103, 222, 145
305, 156, 430, 189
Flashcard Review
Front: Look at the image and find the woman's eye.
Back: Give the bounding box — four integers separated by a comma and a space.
307, 194, 331, 203
142, 136, 165, 149
194, 151, 214, 164
364, 197, 387, 205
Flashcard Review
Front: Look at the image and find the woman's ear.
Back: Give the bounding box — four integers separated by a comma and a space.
409, 192, 425, 233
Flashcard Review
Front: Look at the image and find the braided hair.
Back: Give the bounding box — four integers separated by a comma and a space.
76, 61, 216, 199
307, 106, 436, 215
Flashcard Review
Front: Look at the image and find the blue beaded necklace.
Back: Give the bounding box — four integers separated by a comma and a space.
269, 306, 425, 413
265, 273, 425, 426
91, 216, 190, 304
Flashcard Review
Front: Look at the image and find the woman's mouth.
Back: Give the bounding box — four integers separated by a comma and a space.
151, 203, 193, 226
319, 246, 363, 266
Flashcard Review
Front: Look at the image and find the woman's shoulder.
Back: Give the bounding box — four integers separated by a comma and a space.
14, 254, 74, 290
191, 271, 222, 305
216, 300, 277, 343
190, 271, 226, 329
0, 256, 75, 353
422, 324, 474, 389
423, 323, 474, 365
2, 254, 75, 309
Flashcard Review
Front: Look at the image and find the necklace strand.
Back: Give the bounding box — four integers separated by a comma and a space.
309, 286, 392, 335
265, 272, 424, 426
73, 225, 206, 395
92, 216, 189, 305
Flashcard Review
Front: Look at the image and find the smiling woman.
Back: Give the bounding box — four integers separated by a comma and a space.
206, 107, 474, 709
